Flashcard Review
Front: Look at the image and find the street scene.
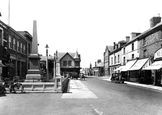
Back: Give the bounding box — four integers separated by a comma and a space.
1, 0, 162, 115
1, 76, 162, 115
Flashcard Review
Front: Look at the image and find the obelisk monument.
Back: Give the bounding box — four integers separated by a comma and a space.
25, 20, 41, 82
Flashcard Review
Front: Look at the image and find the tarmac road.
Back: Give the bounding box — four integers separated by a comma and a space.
0, 76, 162, 115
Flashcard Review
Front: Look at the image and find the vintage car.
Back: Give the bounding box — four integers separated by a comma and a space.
111, 73, 125, 83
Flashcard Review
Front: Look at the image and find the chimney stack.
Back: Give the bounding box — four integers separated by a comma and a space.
126, 36, 130, 43
113, 42, 116, 50
131, 32, 141, 40
150, 16, 161, 28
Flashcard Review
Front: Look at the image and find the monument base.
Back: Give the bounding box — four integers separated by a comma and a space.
25, 69, 41, 82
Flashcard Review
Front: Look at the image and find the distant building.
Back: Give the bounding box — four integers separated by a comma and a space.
93, 60, 104, 76
103, 46, 113, 76
40, 51, 81, 78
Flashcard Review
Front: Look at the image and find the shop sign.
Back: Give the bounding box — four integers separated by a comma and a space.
154, 48, 162, 60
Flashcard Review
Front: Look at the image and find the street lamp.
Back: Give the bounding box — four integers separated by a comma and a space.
53, 53, 56, 79
45, 44, 49, 81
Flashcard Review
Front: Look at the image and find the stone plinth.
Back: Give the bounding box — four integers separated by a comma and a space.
25, 69, 41, 82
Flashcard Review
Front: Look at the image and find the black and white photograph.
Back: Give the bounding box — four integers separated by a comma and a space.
0, 0, 162, 114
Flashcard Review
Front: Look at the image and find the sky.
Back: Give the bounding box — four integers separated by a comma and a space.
0, 0, 162, 68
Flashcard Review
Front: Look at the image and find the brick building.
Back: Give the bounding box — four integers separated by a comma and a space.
0, 20, 32, 81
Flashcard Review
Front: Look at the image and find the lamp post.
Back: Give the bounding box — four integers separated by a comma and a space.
45, 44, 49, 81
53, 53, 56, 79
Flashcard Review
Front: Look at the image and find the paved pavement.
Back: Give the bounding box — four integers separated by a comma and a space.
96, 76, 162, 92
61, 79, 97, 98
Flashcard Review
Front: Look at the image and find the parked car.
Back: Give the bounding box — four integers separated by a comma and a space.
111, 73, 125, 83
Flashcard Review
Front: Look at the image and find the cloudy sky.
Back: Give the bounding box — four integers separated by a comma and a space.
0, 0, 162, 68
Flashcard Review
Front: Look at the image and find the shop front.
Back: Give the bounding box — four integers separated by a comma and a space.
128, 58, 149, 82
143, 60, 162, 85
121, 60, 137, 81
143, 48, 162, 86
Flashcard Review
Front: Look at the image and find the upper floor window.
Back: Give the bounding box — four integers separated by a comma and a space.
13, 38, 16, 50
8, 35, 12, 49
123, 48, 125, 54
20, 43, 23, 53
118, 55, 120, 63
111, 57, 113, 65
75, 61, 80, 66
123, 57, 126, 65
0, 29, 2, 46
68, 60, 71, 66
143, 38, 146, 46
132, 54, 134, 59
114, 56, 116, 64
63, 61, 67, 66
23, 44, 26, 54
143, 49, 147, 58
17, 41, 20, 52
132, 43, 134, 51
28, 43, 31, 54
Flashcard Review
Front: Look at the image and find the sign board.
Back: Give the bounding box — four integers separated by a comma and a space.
154, 48, 162, 60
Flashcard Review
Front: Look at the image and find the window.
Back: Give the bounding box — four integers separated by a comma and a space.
75, 61, 80, 66
20, 43, 23, 53
28, 43, 31, 54
17, 41, 19, 51
114, 56, 116, 64
132, 54, 134, 59
23, 44, 26, 54
118, 55, 120, 63
143, 38, 146, 46
63, 61, 67, 66
0, 29, 3, 46
13, 38, 16, 50
132, 43, 134, 51
143, 49, 147, 58
111, 57, 113, 65
68, 60, 71, 66
123, 57, 126, 65
8, 36, 12, 49
123, 48, 125, 54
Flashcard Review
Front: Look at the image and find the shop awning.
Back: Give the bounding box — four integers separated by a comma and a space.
121, 60, 137, 72
143, 60, 162, 70
128, 58, 149, 71
0, 62, 6, 67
